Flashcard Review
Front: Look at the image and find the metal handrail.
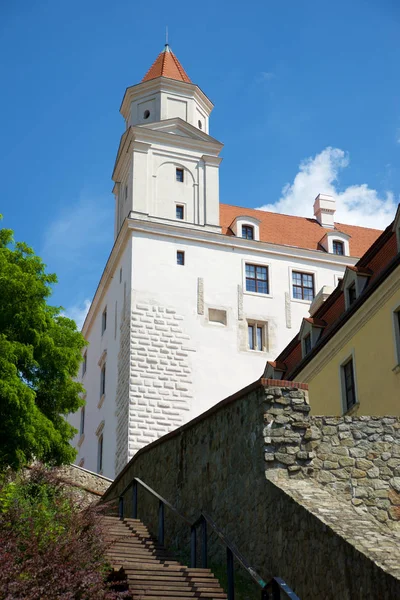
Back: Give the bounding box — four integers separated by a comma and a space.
117, 477, 300, 600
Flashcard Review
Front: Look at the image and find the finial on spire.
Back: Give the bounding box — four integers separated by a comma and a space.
165, 25, 168, 46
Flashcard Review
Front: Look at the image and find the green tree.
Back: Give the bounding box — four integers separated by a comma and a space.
0, 220, 86, 471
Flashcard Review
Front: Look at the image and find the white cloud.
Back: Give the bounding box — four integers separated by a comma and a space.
256, 147, 398, 229
63, 298, 91, 330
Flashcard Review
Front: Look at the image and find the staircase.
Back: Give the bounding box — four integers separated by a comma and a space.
102, 515, 228, 599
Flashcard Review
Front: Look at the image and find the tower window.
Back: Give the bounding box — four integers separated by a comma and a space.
333, 240, 344, 255
143, 110, 150, 119
102, 307, 107, 334
100, 364, 106, 398
176, 168, 184, 183
198, 120, 202, 130
82, 351, 87, 376
245, 264, 269, 294
177, 251, 185, 266
176, 205, 184, 220
97, 434, 103, 473
80, 407, 85, 436
242, 225, 254, 240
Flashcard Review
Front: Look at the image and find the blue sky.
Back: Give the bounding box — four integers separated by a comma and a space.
1, 0, 399, 326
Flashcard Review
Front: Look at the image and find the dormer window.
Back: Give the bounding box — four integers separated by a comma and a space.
264, 361, 286, 380
342, 266, 372, 310
319, 231, 350, 256
230, 216, 261, 241
242, 225, 254, 240
176, 168, 184, 183
300, 317, 326, 358
333, 240, 344, 255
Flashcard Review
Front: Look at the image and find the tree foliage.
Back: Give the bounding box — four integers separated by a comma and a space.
0, 221, 87, 470
0, 466, 127, 599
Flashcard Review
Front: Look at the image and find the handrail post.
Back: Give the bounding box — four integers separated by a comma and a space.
260, 585, 268, 600
227, 547, 234, 600
190, 526, 197, 568
201, 516, 207, 569
158, 500, 165, 546
132, 481, 138, 519
118, 495, 124, 520
270, 579, 280, 600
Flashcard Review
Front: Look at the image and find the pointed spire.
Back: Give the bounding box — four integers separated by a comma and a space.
141, 44, 191, 84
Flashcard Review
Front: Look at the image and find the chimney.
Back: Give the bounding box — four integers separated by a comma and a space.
313, 193, 336, 228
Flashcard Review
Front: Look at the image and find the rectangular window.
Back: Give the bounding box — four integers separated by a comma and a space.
177, 251, 185, 266
342, 358, 357, 411
82, 351, 87, 376
80, 407, 85, 436
97, 434, 103, 473
333, 240, 344, 255
245, 264, 269, 294
100, 364, 106, 397
176, 205, 184, 220
102, 307, 107, 334
304, 333, 312, 355
248, 322, 267, 351
176, 168, 184, 182
347, 282, 357, 306
78, 458, 85, 468
119, 267, 122, 283
292, 271, 315, 301
394, 308, 400, 365
124, 185, 128, 200
114, 300, 118, 340
242, 225, 254, 240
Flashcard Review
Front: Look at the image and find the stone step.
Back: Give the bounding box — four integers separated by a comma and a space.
102, 515, 226, 599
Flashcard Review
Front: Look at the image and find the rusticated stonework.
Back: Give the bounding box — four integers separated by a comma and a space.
115, 300, 195, 475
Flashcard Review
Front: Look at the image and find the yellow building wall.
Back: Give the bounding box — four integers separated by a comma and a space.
299, 285, 400, 416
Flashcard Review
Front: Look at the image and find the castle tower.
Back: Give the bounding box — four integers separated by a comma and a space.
112, 44, 223, 239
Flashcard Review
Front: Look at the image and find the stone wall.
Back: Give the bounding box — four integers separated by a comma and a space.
103, 380, 400, 599
58, 464, 112, 499
262, 387, 400, 528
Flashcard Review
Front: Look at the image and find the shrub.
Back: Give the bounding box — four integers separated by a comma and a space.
0, 465, 127, 599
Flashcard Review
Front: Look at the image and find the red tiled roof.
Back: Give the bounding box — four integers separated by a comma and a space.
220, 204, 382, 258
142, 45, 191, 83
272, 220, 399, 379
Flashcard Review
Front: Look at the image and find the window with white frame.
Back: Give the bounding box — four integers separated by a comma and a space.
333, 240, 344, 256
341, 357, 357, 412
292, 271, 315, 301
247, 321, 268, 352
245, 264, 269, 294
394, 307, 400, 367
242, 225, 254, 240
